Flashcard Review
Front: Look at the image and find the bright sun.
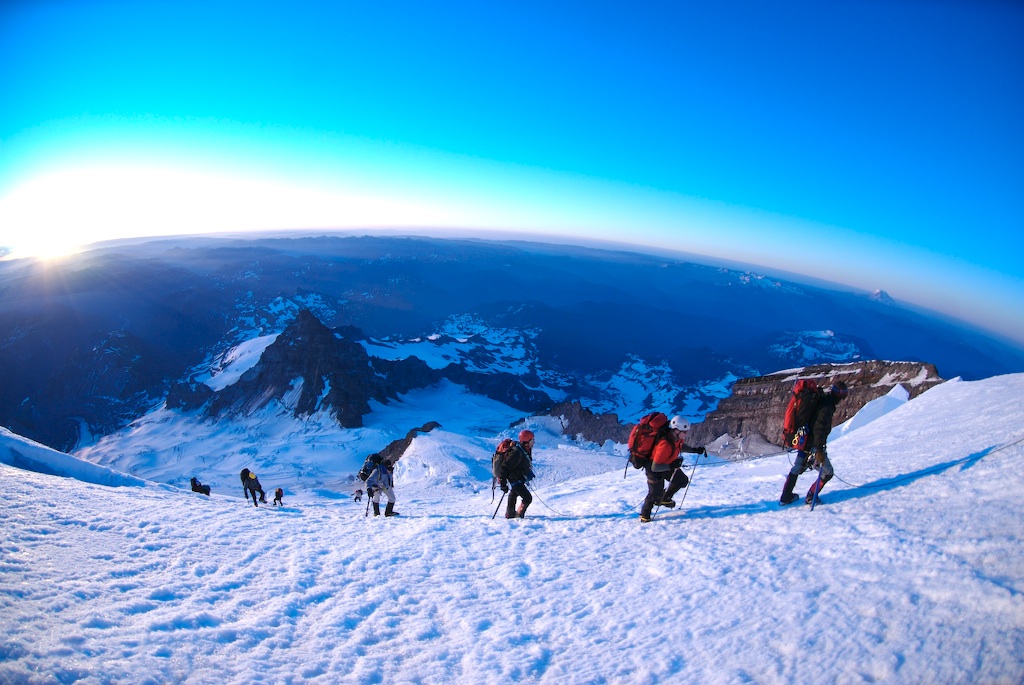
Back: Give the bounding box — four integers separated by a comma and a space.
8, 234, 84, 261
0, 163, 495, 262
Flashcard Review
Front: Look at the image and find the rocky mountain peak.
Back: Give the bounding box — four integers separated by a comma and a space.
207, 309, 384, 426
870, 289, 896, 305
202, 310, 554, 429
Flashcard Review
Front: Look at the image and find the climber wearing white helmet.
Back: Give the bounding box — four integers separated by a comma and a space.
669, 415, 691, 432
638, 414, 706, 522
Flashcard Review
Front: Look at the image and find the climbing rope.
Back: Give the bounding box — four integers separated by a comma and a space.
831, 435, 1024, 489
527, 484, 568, 517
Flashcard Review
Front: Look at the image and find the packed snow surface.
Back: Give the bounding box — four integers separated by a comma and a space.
2, 374, 1024, 684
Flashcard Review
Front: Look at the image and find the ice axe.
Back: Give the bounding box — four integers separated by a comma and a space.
491, 491, 507, 520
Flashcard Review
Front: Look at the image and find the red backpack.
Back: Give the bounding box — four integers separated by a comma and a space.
782, 379, 821, 450
627, 412, 671, 469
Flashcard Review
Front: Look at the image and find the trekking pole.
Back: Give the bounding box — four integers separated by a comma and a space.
491, 492, 507, 520
676, 451, 704, 510
365, 493, 371, 517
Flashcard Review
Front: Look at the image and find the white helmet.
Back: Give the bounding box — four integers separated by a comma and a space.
670, 415, 690, 432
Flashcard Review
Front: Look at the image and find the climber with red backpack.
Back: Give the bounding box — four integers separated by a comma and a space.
779, 379, 849, 505
629, 413, 706, 523
493, 429, 536, 519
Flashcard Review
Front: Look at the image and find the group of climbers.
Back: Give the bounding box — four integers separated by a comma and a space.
625, 378, 850, 521
239, 468, 284, 507
188, 378, 849, 522
187, 470, 284, 508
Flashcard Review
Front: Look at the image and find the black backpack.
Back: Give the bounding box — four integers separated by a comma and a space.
491, 438, 533, 489
358, 453, 384, 481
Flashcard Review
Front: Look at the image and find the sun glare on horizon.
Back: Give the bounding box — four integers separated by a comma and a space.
5, 239, 84, 262
0, 163, 503, 261
0, 157, 703, 263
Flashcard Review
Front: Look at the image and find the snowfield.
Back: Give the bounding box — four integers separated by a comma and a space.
2, 374, 1023, 684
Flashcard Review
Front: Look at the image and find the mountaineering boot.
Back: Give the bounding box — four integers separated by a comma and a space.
780, 473, 800, 505
805, 473, 832, 505
639, 514, 652, 523
664, 473, 687, 504
372, 502, 381, 517
516, 505, 527, 519
385, 502, 399, 517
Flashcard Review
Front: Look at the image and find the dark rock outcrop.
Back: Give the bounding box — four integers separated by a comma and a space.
688, 360, 944, 449
441, 365, 552, 412
539, 401, 631, 445
166, 381, 213, 411
380, 421, 443, 464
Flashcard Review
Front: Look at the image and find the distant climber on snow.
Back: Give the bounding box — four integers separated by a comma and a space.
273, 487, 284, 506
493, 429, 536, 519
779, 380, 849, 506
190, 476, 210, 496
240, 468, 267, 507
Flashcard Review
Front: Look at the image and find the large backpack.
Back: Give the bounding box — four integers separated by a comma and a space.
627, 412, 671, 469
782, 379, 822, 450
358, 453, 384, 481
491, 438, 516, 482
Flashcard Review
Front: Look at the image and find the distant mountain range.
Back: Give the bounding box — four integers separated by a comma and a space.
1, 234, 1021, 452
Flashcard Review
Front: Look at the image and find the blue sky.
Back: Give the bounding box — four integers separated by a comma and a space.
1, 0, 1022, 344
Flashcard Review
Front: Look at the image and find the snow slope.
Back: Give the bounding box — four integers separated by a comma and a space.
2, 375, 1024, 684
0, 427, 146, 488
832, 382, 910, 439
